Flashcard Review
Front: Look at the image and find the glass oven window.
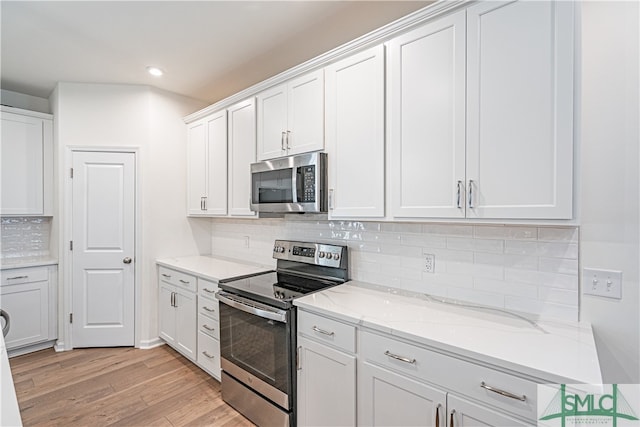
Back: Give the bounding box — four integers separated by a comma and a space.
252, 168, 293, 204
219, 302, 290, 395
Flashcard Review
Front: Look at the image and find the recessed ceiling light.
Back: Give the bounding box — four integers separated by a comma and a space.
146, 66, 164, 77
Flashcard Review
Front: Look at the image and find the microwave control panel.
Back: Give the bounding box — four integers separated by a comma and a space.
300, 166, 315, 202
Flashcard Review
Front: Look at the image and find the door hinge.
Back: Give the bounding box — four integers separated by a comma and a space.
70, 168, 74, 178
70, 240, 73, 251
69, 313, 73, 323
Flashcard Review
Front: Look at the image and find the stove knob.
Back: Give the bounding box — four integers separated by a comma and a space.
279, 247, 285, 253
325, 253, 333, 260
318, 251, 325, 258
333, 253, 340, 261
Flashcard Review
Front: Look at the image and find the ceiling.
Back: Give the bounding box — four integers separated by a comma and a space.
1, 1, 430, 104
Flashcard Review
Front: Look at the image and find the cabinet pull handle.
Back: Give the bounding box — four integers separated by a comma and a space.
296, 346, 301, 370
468, 180, 475, 209
170, 292, 176, 307
286, 130, 291, 150
203, 196, 207, 211
179, 279, 190, 284
480, 381, 526, 401
435, 404, 441, 427
450, 409, 455, 427
281, 131, 286, 151
456, 181, 463, 209
161, 273, 171, 278
201, 196, 206, 211
312, 326, 334, 336
203, 324, 215, 332
329, 189, 334, 210
203, 288, 216, 294
203, 306, 216, 313
384, 350, 416, 364
6, 275, 28, 280
202, 351, 215, 359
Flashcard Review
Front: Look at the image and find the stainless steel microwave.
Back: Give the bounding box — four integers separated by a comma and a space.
250, 152, 327, 213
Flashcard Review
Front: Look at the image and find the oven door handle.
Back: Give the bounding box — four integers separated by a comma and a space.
217, 291, 288, 323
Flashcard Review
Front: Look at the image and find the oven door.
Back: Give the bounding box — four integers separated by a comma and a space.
217, 291, 293, 410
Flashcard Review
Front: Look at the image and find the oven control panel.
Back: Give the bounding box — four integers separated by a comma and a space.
273, 240, 346, 268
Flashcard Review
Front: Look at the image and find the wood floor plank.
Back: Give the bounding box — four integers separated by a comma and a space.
9, 345, 255, 427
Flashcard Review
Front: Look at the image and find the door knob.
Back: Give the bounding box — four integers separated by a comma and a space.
123, 257, 132, 264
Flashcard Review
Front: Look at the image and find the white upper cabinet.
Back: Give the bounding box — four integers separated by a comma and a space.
228, 98, 257, 217
466, 0, 574, 219
257, 69, 324, 160
1, 107, 53, 216
187, 110, 228, 216
389, 1, 574, 220
325, 45, 386, 218
388, 11, 466, 219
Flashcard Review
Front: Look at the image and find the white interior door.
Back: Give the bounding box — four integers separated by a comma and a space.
72, 151, 135, 347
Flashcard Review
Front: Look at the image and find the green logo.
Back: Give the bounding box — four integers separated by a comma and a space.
539, 384, 639, 427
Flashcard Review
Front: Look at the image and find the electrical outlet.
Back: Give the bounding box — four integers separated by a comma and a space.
243, 236, 250, 248
424, 253, 435, 273
583, 268, 622, 299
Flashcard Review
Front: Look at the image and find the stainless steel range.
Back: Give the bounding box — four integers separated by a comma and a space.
217, 240, 348, 427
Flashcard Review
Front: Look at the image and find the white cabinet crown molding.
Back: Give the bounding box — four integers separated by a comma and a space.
183, 0, 468, 124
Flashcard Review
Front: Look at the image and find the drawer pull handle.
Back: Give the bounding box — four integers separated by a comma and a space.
480, 381, 526, 402
161, 274, 171, 278
202, 351, 215, 359
203, 306, 216, 313
203, 324, 216, 332
179, 279, 190, 284
203, 288, 216, 294
6, 275, 28, 280
384, 350, 416, 364
312, 326, 334, 336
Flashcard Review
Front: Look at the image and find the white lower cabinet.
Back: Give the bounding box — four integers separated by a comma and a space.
158, 267, 197, 361
196, 278, 221, 380
297, 309, 536, 427
297, 311, 357, 427
0, 265, 57, 354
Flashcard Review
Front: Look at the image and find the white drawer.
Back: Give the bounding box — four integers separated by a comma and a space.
298, 310, 356, 353
198, 297, 219, 319
158, 266, 196, 292
198, 314, 220, 340
361, 331, 538, 421
197, 331, 221, 379
199, 278, 219, 297
1, 266, 48, 286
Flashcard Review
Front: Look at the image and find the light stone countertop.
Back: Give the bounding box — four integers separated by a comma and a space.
0, 257, 58, 270
294, 281, 602, 385
156, 255, 273, 283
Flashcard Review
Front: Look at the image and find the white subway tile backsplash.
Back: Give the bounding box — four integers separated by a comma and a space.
210, 219, 579, 321
1, 217, 52, 259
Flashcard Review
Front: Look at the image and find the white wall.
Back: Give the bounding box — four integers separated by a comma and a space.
0, 89, 50, 113
51, 82, 208, 347
579, 1, 639, 383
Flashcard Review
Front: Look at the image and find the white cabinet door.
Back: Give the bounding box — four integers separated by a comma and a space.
228, 98, 257, 217
257, 84, 288, 160
388, 11, 466, 219
205, 110, 228, 215
297, 336, 356, 427
325, 45, 385, 218
175, 287, 197, 361
187, 119, 207, 215
359, 361, 446, 427
466, 1, 574, 219
256, 69, 324, 161
0, 110, 53, 216
287, 69, 324, 156
447, 394, 531, 427
158, 281, 177, 344
0, 278, 49, 349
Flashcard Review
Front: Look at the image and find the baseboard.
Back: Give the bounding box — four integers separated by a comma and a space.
138, 337, 164, 349
8, 340, 56, 358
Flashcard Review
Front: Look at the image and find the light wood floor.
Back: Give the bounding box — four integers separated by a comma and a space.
9, 345, 254, 426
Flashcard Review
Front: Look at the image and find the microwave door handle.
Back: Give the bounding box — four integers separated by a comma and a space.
292, 167, 299, 203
